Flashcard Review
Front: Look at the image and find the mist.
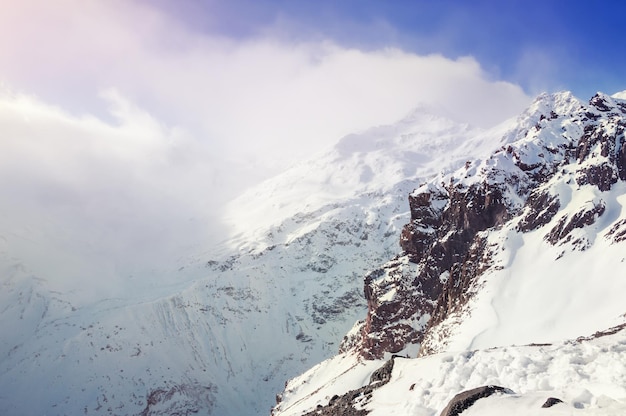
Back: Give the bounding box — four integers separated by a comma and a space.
0, 0, 532, 303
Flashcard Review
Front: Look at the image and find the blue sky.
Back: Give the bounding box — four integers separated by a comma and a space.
151, 0, 625, 98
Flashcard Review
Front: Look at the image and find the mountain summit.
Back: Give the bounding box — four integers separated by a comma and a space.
273, 91, 626, 415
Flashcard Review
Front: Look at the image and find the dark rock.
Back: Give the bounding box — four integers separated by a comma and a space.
421, 237, 494, 356
576, 322, 626, 342
400, 188, 447, 259
576, 162, 618, 191
575, 114, 626, 191
542, 397, 564, 408
545, 200, 605, 245
358, 180, 510, 359
360, 257, 424, 359
517, 190, 560, 232
369, 356, 395, 384
589, 93, 612, 112
605, 219, 626, 243
439, 385, 512, 416
141, 383, 215, 416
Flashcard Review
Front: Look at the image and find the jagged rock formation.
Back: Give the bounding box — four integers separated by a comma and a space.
341, 91, 626, 359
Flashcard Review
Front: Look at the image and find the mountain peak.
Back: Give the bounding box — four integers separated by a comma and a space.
611, 90, 626, 100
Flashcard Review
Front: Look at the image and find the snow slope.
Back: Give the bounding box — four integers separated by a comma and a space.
0, 105, 496, 415
421, 92, 626, 354
274, 325, 626, 415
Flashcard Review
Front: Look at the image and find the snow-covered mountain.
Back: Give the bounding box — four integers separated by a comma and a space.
273, 91, 626, 415
3, 90, 625, 416
0, 105, 493, 415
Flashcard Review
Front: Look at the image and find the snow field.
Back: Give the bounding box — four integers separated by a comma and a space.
274, 327, 626, 415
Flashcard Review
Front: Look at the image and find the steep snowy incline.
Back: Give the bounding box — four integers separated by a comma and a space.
0, 106, 503, 415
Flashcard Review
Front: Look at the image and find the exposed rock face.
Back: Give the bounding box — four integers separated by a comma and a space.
355, 181, 508, 359
344, 91, 626, 360
545, 199, 605, 246
606, 218, 626, 243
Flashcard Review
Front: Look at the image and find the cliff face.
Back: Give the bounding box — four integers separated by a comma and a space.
342, 91, 626, 359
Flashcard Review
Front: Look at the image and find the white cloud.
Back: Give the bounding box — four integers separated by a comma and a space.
0, 89, 222, 302
0, 0, 532, 300
0, 0, 530, 169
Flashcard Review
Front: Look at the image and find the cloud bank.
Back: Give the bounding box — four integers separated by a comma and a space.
0, 0, 532, 301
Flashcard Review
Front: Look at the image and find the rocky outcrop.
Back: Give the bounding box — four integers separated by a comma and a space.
516, 189, 560, 232
545, 199, 605, 247
606, 219, 626, 243
541, 397, 564, 408
345, 91, 626, 360
358, 181, 509, 359
439, 385, 512, 416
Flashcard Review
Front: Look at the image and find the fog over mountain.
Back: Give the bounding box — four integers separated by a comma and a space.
2, 2, 626, 415
3, 89, 626, 415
